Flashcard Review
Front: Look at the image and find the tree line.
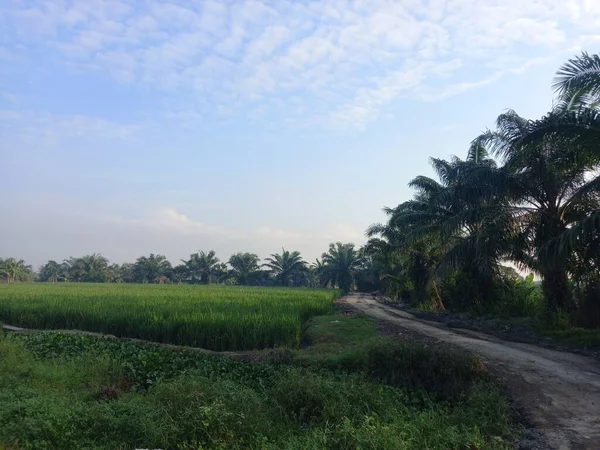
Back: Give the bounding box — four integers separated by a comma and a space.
3, 52, 599, 328
363, 52, 600, 327
0, 243, 366, 292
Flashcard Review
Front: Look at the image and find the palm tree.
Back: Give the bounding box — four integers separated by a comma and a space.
516, 53, 600, 268
369, 152, 504, 309
554, 52, 600, 107
228, 252, 260, 285
472, 109, 600, 315
182, 250, 220, 284
133, 254, 173, 283
263, 248, 307, 286
0, 258, 33, 283
64, 257, 86, 282
108, 264, 126, 283
320, 242, 363, 293
63, 254, 109, 282
80, 253, 109, 282
38, 260, 62, 282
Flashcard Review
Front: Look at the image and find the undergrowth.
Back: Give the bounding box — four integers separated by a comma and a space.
0, 314, 518, 449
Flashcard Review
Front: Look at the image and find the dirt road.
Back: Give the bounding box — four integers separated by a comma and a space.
342, 293, 600, 450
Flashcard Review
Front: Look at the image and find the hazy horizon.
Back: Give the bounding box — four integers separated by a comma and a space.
2, 1, 600, 267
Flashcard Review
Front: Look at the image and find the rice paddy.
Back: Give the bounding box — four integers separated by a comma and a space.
0, 283, 338, 351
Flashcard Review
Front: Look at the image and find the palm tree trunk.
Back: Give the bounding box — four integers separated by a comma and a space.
431, 280, 445, 310
541, 267, 574, 318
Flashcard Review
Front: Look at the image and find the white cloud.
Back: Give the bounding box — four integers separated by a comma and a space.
255, 226, 302, 240
98, 208, 365, 249
100, 208, 228, 238
2, 0, 600, 129
0, 110, 140, 145
254, 223, 365, 245
417, 57, 549, 101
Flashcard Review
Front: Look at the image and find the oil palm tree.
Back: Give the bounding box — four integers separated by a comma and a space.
517, 53, 600, 156
133, 254, 173, 283
515, 53, 600, 270
80, 253, 109, 282
228, 252, 260, 285
320, 242, 363, 293
554, 52, 600, 107
472, 109, 600, 315
183, 250, 220, 284
263, 248, 306, 286
38, 260, 63, 282
371, 152, 504, 308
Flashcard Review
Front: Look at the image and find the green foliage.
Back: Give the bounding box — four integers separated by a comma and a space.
297, 315, 487, 401
14, 331, 281, 390
540, 327, 600, 348
0, 284, 338, 351
365, 52, 600, 328
0, 257, 34, 283
180, 250, 222, 284
318, 242, 364, 293
132, 253, 173, 283
437, 271, 543, 318
0, 326, 516, 450
493, 274, 543, 318
263, 248, 307, 287
228, 252, 260, 285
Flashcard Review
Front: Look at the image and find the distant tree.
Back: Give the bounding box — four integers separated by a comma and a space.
107, 264, 121, 283
107, 263, 135, 283
213, 262, 230, 284
228, 252, 260, 285
133, 254, 173, 283
0, 258, 33, 283
63, 257, 85, 282
320, 243, 364, 293
263, 248, 307, 286
499, 265, 522, 281
81, 254, 109, 282
62, 254, 109, 282
172, 264, 188, 283
182, 250, 220, 284
38, 260, 67, 282
307, 260, 325, 288
120, 263, 135, 283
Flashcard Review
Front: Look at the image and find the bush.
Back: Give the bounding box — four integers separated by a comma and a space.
493, 274, 543, 318
298, 337, 486, 401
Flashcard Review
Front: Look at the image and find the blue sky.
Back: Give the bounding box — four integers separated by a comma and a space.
2, 0, 600, 267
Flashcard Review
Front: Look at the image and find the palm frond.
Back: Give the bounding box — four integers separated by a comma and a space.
553, 52, 600, 101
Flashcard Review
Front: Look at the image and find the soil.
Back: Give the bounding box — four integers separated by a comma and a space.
377, 297, 600, 359
341, 292, 600, 450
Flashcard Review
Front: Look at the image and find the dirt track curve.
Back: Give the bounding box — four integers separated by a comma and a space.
342, 293, 600, 450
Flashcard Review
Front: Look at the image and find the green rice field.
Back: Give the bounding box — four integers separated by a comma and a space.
0, 284, 338, 351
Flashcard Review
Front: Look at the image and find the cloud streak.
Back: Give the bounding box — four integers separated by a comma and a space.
2, 0, 599, 129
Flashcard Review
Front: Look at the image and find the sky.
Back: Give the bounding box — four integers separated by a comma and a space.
1, 0, 600, 268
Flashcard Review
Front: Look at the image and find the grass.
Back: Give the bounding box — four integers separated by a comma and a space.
0, 283, 338, 351
0, 322, 518, 449
296, 314, 488, 400
0, 285, 519, 449
540, 327, 600, 349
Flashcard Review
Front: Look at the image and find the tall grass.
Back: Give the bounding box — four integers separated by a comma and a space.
0, 284, 338, 350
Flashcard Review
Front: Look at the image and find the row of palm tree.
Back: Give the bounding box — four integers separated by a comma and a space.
366, 52, 600, 325
17, 243, 366, 291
